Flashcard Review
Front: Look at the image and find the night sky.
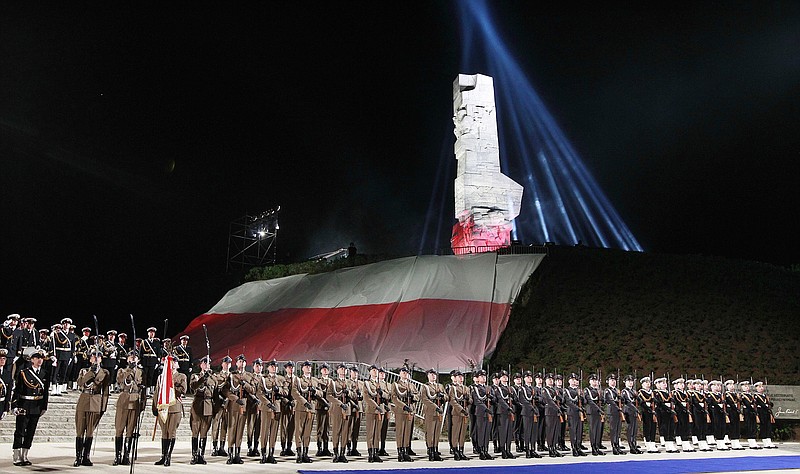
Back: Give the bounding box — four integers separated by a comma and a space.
3, 2, 799, 333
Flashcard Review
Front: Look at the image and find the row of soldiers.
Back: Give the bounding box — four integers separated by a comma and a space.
1, 345, 781, 467
1, 314, 193, 397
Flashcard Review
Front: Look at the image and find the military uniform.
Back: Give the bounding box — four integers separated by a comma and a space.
174, 336, 193, 384
361, 366, 387, 462
739, 381, 761, 449
256, 360, 287, 463
51, 318, 75, 396
0, 349, 11, 415
517, 371, 541, 459
315, 364, 333, 457
292, 361, 322, 463
245, 359, 263, 457
754, 382, 777, 448
152, 358, 188, 467
540, 374, 563, 458
377, 369, 391, 457
653, 377, 678, 452
346, 367, 363, 456
11, 349, 49, 467
140, 329, 163, 393
189, 356, 217, 465
114, 351, 144, 465
74, 350, 111, 466
583, 374, 604, 455
689, 379, 712, 451
637, 377, 658, 452
211, 356, 233, 456
621, 375, 642, 454
224, 355, 256, 464
391, 366, 418, 462
604, 374, 625, 455
671, 378, 695, 451
564, 374, 586, 457
706, 380, 729, 450
724, 380, 745, 450
101, 331, 119, 391
421, 368, 449, 461
534, 374, 547, 452
448, 370, 472, 460
280, 361, 297, 456
511, 374, 524, 453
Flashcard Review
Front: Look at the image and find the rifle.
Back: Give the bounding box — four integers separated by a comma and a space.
578, 369, 585, 422
598, 368, 605, 423
202, 324, 210, 363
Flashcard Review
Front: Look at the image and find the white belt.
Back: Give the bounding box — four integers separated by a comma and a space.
664, 402, 672, 407
697, 403, 704, 407
21, 395, 43, 401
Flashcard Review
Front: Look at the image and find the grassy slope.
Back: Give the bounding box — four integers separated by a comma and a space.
491, 246, 800, 384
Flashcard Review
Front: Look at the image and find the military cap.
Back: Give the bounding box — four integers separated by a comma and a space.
26, 317, 38, 323
673, 377, 685, 384
284, 360, 295, 367
426, 368, 437, 374
701, 379, 709, 384
7, 314, 20, 320
107, 330, 117, 336
378, 367, 386, 374
534, 372, 543, 379
118, 332, 127, 338
349, 366, 359, 373
369, 364, 379, 371
588, 373, 598, 381
253, 358, 263, 365
606, 373, 617, 381
39, 328, 49, 334
50, 324, 59, 329
500, 370, 509, 377
70, 324, 76, 329
624, 374, 636, 382
753, 381, 764, 387
60, 317, 73, 324
236, 354, 247, 361
739, 380, 750, 386
709, 380, 722, 386
82, 327, 92, 332
0, 348, 8, 357
337, 363, 348, 370
146, 327, 157, 332
453, 370, 462, 377
29, 349, 45, 359
128, 350, 140, 358
640, 376, 651, 384
135, 337, 143, 342
198, 355, 211, 364
569, 372, 579, 381
492, 372, 500, 380
513, 372, 522, 379
449, 369, 457, 376
399, 366, 410, 373
89, 348, 103, 357
524, 370, 533, 377
320, 362, 330, 370
724, 379, 735, 386
555, 374, 563, 380
302, 360, 313, 367
654, 377, 667, 384
475, 369, 487, 377
221, 355, 233, 363
268, 359, 279, 367
545, 373, 554, 380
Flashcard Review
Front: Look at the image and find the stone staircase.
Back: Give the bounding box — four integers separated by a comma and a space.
0, 388, 414, 444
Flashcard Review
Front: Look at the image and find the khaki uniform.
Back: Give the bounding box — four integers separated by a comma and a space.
327, 377, 352, 451
280, 372, 296, 451
348, 378, 364, 453
115, 365, 144, 437
292, 375, 323, 448
153, 370, 187, 438
391, 379, 418, 450
448, 382, 471, 449
75, 366, 111, 438
316, 375, 332, 446
224, 370, 256, 448
211, 370, 231, 452
190, 370, 218, 438
257, 372, 287, 452
422, 381, 449, 447
362, 378, 387, 449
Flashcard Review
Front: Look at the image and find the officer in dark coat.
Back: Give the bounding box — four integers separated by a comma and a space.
174, 335, 193, 383
140, 327, 162, 395
51, 318, 75, 396
621, 375, 642, 454
0, 349, 12, 414
604, 374, 625, 455
11, 348, 50, 466
469, 369, 494, 460
519, 371, 542, 458
540, 373, 563, 458
583, 373, 605, 455
637, 376, 659, 453
564, 373, 587, 457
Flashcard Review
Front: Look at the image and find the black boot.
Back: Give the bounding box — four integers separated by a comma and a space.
433, 446, 444, 461
321, 441, 333, 456
407, 445, 417, 456
197, 438, 208, 464
350, 442, 360, 456
332, 447, 340, 463
374, 447, 383, 462
493, 440, 500, 453
261, 447, 269, 464
113, 436, 123, 465
378, 441, 389, 457
164, 438, 175, 466
234, 446, 244, 464
190, 437, 199, 464
397, 447, 405, 462
296, 448, 303, 464
216, 441, 227, 457
368, 448, 375, 463
316, 442, 323, 457
155, 439, 169, 465
121, 437, 132, 465
596, 445, 606, 455
280, 442, 287, 456
302, 447, 313, 463
81, 437, 94, 466
226, 447, 234, 465
461, 447, 471, 460
73, 437, 84, 467
285, 441, 295, 456
338, 447, 349, 463
552, 446, 563, 457
266, 447, 277, 464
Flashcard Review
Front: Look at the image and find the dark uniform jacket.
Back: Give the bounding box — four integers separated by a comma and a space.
13, 365, 50, 415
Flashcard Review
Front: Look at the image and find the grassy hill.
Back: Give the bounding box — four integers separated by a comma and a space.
491, 245, 800, 385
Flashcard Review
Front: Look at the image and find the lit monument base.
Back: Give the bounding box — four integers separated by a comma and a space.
451, 211, 513, 255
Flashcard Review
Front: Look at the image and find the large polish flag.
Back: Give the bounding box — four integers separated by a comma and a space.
181, 253, 544, 371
